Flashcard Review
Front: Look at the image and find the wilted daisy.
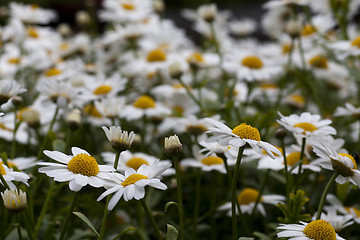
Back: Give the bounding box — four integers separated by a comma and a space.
97, 163, 171, 210
218, 187, 285, 216
0, 164, 30, 189
205, 118, 281, 158
1, 188, 27, 212
277, 112, 336, 138
38, 147, 115, 192
102, 126, 135, 152
277, 220, 345, 240
313, 143, 360, 187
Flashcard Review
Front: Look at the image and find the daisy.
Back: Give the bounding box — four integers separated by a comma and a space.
38, 147, 115, 192
102, 126, 135, 152
218, 187, 285, 216
313, 206, 354, 231
9, 2, 57, 24
326, 194, 360, 224
277, 112, 336, 138
313, 143, 360, 187
329, 35, 360, 58
264, 0, 310, 9
97, 163, 171, 210
277, 220, 345, 240
0, 79, 26, 106
205, 118, 282, 159
1, 188, 27, 212
1, 157, 37, 171
95, 97, 126, 119
334, 103, 360, 118
0, 164, 30, 189
228, 18, 257, 37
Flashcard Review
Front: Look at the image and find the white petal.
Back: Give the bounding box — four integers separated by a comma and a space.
69, 179, 82, 192
108, 189, 124, 210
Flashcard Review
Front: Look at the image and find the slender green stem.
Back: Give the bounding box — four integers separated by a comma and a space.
0, 172, 10, 189
251, 169, 271, 217
36, 107, 59, 161
16, 214, 23, 240
11, 110, 19, 159
316, 172, 339, 220
34, 181, 55, 238
98, 151, 121, 240
139, 198, 162, 240
231, 146, 245, 240
22, 212, 34, 240
281, 139, 290, 208
59, 191, 79, 240
192, 169, 201, 240
173, 155, 184, 240
294, 137, 306, 191
177, 77, 205, 113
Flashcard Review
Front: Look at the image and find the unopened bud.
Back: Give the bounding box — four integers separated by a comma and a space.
285, 19, 302, 38
11, 96, 23, 108
66, 109, 81, 130
57, 23, 71, 37
169, 61, 183, 79
275, 128, 287, 140
22, 109, 40, 128
76, 11, 91, 26
197, 4, 217, 23
164, 135, 182, 156
1, 189, 27, 213
153, 0, 165, 14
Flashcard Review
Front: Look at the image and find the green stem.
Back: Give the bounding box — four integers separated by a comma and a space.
231, 146, 245, 240
294, 137, 306, 191
251, 169, 271, 217
139, 198, 162, 240
59, 191, 79, 240
16, 214, 23, 240
281, 139, 290, 207
173, 155, 184, 240
22, 212, 34, 240
0, 172, 10, 189
34, 181, 55, 238
192, 169, 201, 240
11, 110, 19, 159
177, 77, 205, 113
316, 172, 339, 220
98, 151, 121, 240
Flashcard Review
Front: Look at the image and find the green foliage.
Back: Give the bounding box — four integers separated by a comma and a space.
277, 190, 311, 224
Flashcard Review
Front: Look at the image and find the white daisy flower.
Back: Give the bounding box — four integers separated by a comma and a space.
334, 103, 360, 118
205, 118, 282, 159
218, 187, 285, 216
102, 126, 135, 152
10, 2, 57, 24
94, 97, 126, 119
329, 35, 360, 58
326, 194, 360, 224
0, 79, 26, 106
97, 163, 171, 210
38, 147, 115, 192
0, 164, 30, 189
1, 188, 27, 212
313, 206, 354, 231
264, 0, 310, 9
313, 143, 360, 187
277, 220, 345, 240
277, 112, 336, 138
2, 157, 37, 171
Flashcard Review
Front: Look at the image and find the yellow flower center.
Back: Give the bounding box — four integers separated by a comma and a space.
27, 27, 39, 38
286, 152, 309, 166
0, 161, 16, 169
121, 2, 135, 10
241, 56, 263, 69
133, 95, 156, 109
261, 82, 278, 89
67, 153, 99, 176
173, 106, 184, 116
201, 156, 223, 165
232, 123, 261, 141
121, 174, 148, 187
262, 146, 282, 157
293, 122, 317, 133
187, 52, 204, 63
309, 55, 328, 69
45, 68, 62, 77
237, 188, 262, 205
83, 104, 102, 118
59, 43, 70, 51
345, 206, 360, 217
351, 36, 360, 48
303, 220, 336, 240
31, 4, 39, 9
301, 24, 317, 36
282, 44, 291, 54
126, 157, 149, 171
338, 153, 357, 169
0, 165, 6, 175
93, 85, 112, 95
8, 58, 21, 64
0, 123, 13, 132
147, 49, 167, 62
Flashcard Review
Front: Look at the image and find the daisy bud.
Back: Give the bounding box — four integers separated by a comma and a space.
66, 109, 82, 130
102, 126, 135, 152
57, 23, 72, 37
1, 189, 27, 213
285, 19, 302, 38
197, 4, 217, 23
11, 96, 23, 108
76, 11, 91, 26
22, 109, 40, 129
169, 61, 183, 79
275, 128, 287, 140
164, 135, 182, 156
153, 0, 165, 14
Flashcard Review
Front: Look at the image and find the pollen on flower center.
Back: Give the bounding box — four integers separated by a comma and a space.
67, 153, 99, 176
301, 24, 317, 36
0, 161, 16, 169
93, 85, 112, 95
126, 157, 149, 170
237, 188, 262, 205
187, 52, 204, 63
45, 68, 62, 77
232, 123, 261, 141
147, 49, 167, 62
121, 174, 148, 187
201, 156, 223, 166
345, 206, 360, 217
293, 122, 317, 133
286, 152, 309, 166
303, 220, 336, 240
8, 58, 21, 64
84, 104, 102, 118
27, 27, 39, 38
0, 165, 6, 175
338, 153, 357, 169
241, 56, 263, 69
309, 55, 328, 69
133, 95, 156, 109
351, 36, 360, 48
122, 2, 135, 10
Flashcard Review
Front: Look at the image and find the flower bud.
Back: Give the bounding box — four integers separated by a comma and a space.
164, 135, 182, 156
1, 189, 27, 213
22, 109, 40, 128
57, 23, 72, 37
169, 61, 183, 79
76, 11, 91, 26
66, 109, 82, 130
197, 4, 217, 23
285, 19, 302, 38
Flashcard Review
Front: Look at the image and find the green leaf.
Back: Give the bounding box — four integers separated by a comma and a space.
253, 232, 272, 240
166, 224, 178, 240
164, 201, 179, 212
52, 139, 66, 152
111, 227, 136, 240
72, 211, 100, 237
238, 237, 254, 240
